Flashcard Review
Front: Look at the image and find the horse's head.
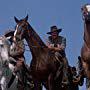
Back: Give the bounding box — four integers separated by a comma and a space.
14, 15, 29, 41
0, 36, 10, 61
81, 4, 90, 21
14, 15, 46, 50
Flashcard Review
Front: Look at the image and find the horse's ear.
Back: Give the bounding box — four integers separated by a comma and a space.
14, 16, 19, 23
24, 15, 28, 21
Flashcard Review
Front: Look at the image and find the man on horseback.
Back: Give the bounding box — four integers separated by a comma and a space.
46, 25, 69, 85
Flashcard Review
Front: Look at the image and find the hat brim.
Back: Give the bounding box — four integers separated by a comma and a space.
47, 29, 62, 34
4, 31, 15, 37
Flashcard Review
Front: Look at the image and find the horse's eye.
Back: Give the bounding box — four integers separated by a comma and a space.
18, 26, 22, 31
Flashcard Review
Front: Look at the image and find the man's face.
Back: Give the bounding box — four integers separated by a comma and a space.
51, 31, 58, 39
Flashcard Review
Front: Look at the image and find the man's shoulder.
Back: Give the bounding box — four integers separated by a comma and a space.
48, 36, 52, 40
58, 36, 66, 40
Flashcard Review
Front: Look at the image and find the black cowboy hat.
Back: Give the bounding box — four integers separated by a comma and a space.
47, 25, 62, 34
4, 30, 15, 37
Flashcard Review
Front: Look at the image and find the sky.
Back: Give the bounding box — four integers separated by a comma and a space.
0, 0, 90, 90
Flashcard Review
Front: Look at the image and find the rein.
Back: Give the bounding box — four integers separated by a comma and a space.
24, 43, 47, 48
14, 43, 47, 52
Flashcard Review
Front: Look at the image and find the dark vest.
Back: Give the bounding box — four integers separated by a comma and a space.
48, 36, 66, 57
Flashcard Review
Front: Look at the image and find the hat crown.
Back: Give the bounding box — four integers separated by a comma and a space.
50, 26, 58, 32
47, 25, 62, 34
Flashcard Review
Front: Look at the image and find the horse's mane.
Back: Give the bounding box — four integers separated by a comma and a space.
25, 23, 47, 48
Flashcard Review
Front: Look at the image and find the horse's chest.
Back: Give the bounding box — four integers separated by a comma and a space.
81, 46, 90, 61
0, 61, 10, 77
31, 56, 48, 72
36, 59, 47, 70
0, 47, 9, 61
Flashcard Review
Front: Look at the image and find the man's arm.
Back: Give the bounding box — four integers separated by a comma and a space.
47, 43, 64, 52
60, 37, 66, 50
47, 36, 66, 51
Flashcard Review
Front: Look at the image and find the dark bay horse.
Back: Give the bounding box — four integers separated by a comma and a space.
81, 4, 90, 80
13, 15, 70, 90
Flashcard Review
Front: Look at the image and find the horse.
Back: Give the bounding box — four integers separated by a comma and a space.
65, 63, 84, 90
4, 30, 35, 90
81, 4, 90, 80
0, 36, 15, 90
13, 15, 71, 90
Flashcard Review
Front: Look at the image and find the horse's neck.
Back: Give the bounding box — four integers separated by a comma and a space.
25, 26, 47, 56
84, 21, 90, 47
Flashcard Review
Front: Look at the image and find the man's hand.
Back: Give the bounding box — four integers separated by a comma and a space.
48, 45, 61, 51
58, 44, 65, 50
47, 43, 65, 52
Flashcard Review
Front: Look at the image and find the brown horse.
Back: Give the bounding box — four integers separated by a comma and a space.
13, 15, 67, 90
81, 4, 90, 80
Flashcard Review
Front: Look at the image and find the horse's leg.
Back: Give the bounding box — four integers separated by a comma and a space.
0, 83, 1, 90
17, 70, 25, 90
48, 73, 54, 90
82, 60, 90, 79
17, 65, 30, 90
33, 80, 42, 90
0, 76, 7, 90
7, 73, 16, 88
42, 81, 48, 90
17, 77, 25, 90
